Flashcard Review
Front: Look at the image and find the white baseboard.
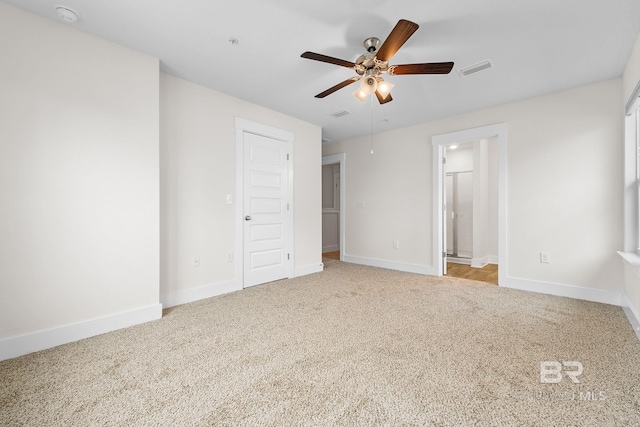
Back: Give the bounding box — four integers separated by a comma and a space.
471, 256, 490, 268
501, 276, 622, 306
322, 245, 339, 253
0, 304, 162, 362
343, 255, 434, 275
622, 294, 640, 341
295, 263, 324, 277
488, 255, 499, 264
161, 280, 240, 309
447, 257, 471, 265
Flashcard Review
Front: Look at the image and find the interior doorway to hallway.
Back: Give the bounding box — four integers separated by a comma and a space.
322, 154, 345, 261
431, 123, 508, 286
444, 139, 498, 272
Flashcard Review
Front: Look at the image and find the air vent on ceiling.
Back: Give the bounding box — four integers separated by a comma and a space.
457, 59, 494, 77
329, 109, 351, 118
54, 4, 79, 23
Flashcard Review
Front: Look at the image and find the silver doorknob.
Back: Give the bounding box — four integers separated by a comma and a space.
245, 215, 252, 221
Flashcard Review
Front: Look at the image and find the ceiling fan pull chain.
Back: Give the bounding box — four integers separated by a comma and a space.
370, 95, 374, 155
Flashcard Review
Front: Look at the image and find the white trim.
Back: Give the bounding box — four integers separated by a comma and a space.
625, 79, 640, 116
295, 263, 324, 277
500, 276, 622, 306
618, 251, 640, 266
0, 304, 162, 361
322, 244, 340, 253
623, 109, 639, 252
235, 118, 295, 288
447, 257, 472, 266
161, 280, 240, 308
471, 256, 490, 268
432, 123, 508, 286
322, 153, 346, 261
344, 255, 434, 275
622, 294, 640, 341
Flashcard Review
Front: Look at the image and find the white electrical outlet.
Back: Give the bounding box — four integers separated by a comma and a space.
358, 200, 366, 208
192, 256, 200, 267
226, 194, 232, 204
393, 240, 400, 249
227, 251, 233, 262
540, 252, 550, 264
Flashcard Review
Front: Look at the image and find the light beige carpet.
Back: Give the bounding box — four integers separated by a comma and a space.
2, 259, 640, 426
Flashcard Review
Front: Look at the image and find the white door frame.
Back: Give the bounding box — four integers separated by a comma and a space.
322, 153, 346, 260
235, 118, 294, 287
431, 123, 507, 285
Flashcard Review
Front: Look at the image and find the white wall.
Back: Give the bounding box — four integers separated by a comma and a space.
323, 78, 623, 293
446, 147, 474, 172
322, 165, 333, 208
488, 138, 499, 259
160, 74, 321, 305
472, 140, 489, 266
0, 3, 161, 356
322, 212, 340, 253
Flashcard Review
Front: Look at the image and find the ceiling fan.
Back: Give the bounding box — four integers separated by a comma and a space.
301, 19, 454, 104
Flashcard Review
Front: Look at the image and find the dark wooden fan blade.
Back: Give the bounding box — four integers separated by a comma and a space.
388, 62, 454, 75
375, 19, 419, 62
301, 51, 356, 69
375, 90, 393, 104
315, 77, 359, 98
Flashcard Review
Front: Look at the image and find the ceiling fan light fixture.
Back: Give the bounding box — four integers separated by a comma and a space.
359, 76, 378, 95
353, 88, 368, 103
376, 79, 394, 100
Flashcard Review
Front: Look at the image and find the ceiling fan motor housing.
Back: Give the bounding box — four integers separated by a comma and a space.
363, 37, 380, 52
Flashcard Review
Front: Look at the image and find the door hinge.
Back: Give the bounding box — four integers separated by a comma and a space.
443, 251, 446, 258
443, 203, 447, 211
287, 153, 290, 160
442, 157, 447, 164
287, 203, 290, 211
287, 253, 290, 260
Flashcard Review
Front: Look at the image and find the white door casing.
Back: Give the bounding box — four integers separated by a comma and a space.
442, 152, 448, 274
235, 118, 294, 288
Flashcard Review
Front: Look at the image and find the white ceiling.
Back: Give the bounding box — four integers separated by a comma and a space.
6, 0, 640, 142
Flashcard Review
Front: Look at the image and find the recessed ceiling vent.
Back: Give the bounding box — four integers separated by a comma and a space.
329, 109, 351, 118
458, 59, 494, 77
54, 4, 79, 23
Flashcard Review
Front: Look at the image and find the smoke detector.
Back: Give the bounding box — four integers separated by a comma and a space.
54, 5, 79, 23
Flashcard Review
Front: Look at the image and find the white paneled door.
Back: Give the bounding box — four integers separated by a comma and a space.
243, 132, 290, 288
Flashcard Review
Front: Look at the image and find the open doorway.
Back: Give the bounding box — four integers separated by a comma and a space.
432, 123, 507, 286
322, 154, 345, 262
443, 140, 498, 283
